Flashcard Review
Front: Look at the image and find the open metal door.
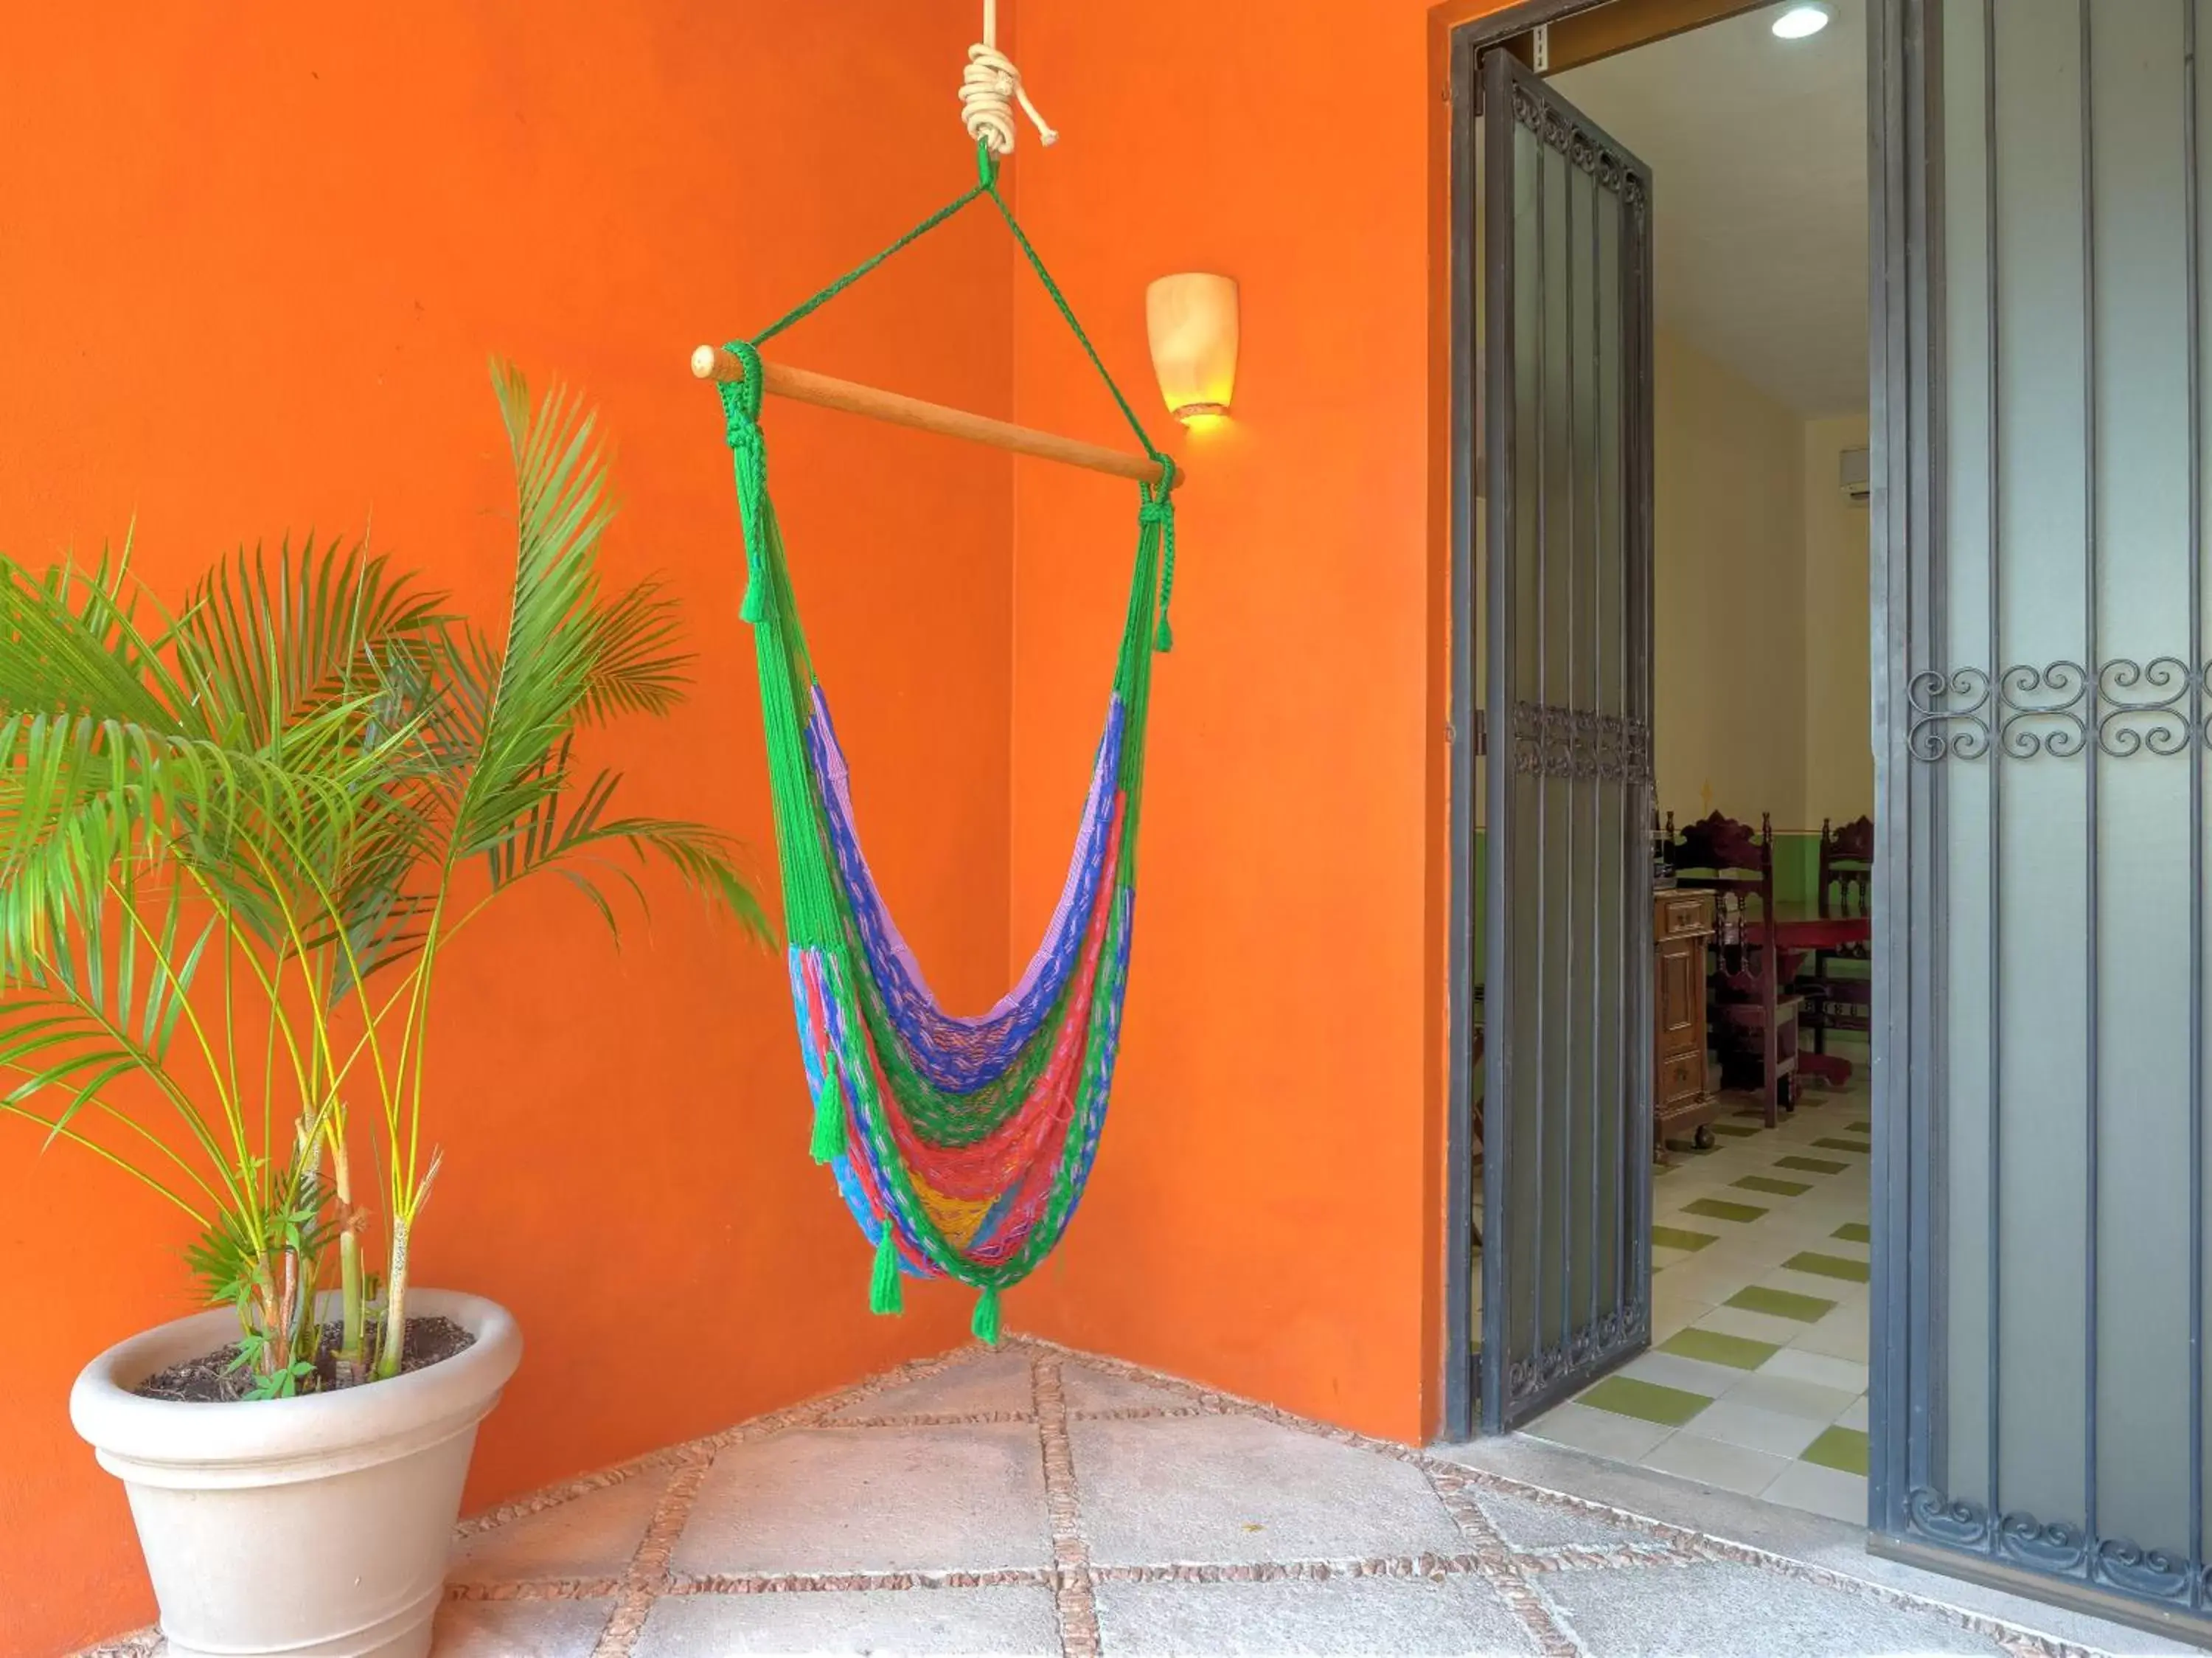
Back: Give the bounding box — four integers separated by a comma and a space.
1872, 0, 2212, 1635
1478, 46, 1657, 1435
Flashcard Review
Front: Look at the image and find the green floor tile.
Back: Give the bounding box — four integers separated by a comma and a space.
1659, 1327, 1779, 1370
1784, 1250, 1872, 1283
1733, 1174, 1812, 1197
1710, 1122, 1758, 1138
1683, 1197, 1768, 1224
1812, 1137, 1872, 1154
1726, 1285, 1835, 1322
1651, 1225, 1720, 1252
1579, 1374, 1713, 1427
1776, 1154, 1848, 1175
1846, 1120, 1871, 1133
1802, 1425, 1870, 1475
1832, 1222, 1871, 1244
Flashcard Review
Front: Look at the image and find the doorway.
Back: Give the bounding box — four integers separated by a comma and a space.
1503, 0, 1874, 1525
1450, 0, 2212, 1642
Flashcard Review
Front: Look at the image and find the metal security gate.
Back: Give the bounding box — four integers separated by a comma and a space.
1475, 46, 1658, 1435
1874, 0, 2212, 1632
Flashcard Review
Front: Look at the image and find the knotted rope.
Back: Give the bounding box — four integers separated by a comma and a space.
959, 0, 1056, 157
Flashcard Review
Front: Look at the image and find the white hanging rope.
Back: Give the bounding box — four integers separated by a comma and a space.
961, 0, 1056, 157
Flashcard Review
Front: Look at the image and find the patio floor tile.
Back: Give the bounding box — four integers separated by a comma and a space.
1537, 1563, 2004, 1657
429, 1596, 614, 1657
633, 1586, 1060, 1657
449, 1470, 668, 1584
1072, 1411, 1463, 1567
675, 1423, 1051, 1575
824, 1347, 1037, 1420
1093, 1575, 1540, 1657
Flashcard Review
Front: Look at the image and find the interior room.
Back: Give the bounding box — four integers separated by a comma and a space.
1469, 0, 1877, 1519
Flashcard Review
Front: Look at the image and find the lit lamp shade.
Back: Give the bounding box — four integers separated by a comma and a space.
1146, 273, 1239, 423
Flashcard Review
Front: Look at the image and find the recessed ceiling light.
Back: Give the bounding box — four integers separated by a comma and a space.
1772, 2, 1834, 38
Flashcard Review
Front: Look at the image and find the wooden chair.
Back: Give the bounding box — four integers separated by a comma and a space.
1799, 816, 1874, 1067
1668, 810, 1800, 1126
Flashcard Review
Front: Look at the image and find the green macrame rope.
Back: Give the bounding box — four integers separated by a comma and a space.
719, 142, 1180, 656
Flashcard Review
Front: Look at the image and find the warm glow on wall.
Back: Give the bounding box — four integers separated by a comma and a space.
1146, 274, 1239, 423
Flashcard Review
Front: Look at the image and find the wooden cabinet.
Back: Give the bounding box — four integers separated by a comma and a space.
1653, 888, 1718, 1154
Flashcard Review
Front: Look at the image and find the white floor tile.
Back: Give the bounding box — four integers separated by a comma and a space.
1619, 1350, 1745, 1399
1656, 1255, 1778, 1307
1756, 1267, 1865, 1305
1682, 1398, 1828, 1459
1760, 1459, 1871, 1525
1792, 1310, 1871, 1362
1651, 1300, 1708, 1342
1837, 1395, 1869, 1432
1755, 1349, 1869, 1396
1640, 1431, 1796, 1497
1720, 1373, 1861, 1423
1688, 1305, 1811, 1348
1521, 1401, 1674, 1463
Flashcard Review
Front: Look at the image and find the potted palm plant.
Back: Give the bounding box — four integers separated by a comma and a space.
1, 360, 768, 1658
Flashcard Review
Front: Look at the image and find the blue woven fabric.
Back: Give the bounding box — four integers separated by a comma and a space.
807, 687, 1126, 1092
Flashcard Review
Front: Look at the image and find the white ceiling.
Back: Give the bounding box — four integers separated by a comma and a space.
1554, 0, 1868, 416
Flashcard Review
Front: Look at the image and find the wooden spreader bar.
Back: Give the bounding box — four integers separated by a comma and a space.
690, 345, 1171, 487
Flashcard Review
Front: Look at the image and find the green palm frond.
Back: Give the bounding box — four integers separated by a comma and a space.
478, 741, 771, 946
577, 579, 692, 724
0, 547, 200, 735
169, 538, 450, 747
442, 361, 622, 861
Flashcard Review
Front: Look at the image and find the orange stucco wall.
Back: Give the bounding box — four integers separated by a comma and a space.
1001, 0, 1503, 1443
0, 7, 1015, 1653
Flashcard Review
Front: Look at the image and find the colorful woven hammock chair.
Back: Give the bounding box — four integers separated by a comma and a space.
709, 141, 1179, 1345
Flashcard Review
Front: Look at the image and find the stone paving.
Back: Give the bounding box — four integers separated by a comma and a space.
87, 1338, 2160, 1657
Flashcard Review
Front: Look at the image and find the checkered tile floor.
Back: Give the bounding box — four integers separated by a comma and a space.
1527, 1078, 1872, 1525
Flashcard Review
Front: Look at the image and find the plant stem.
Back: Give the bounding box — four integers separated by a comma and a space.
333, 1138, 365, 1378
375, 1213, 410, 1380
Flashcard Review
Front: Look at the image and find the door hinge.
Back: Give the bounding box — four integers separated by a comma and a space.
1532, 24, 1551, 74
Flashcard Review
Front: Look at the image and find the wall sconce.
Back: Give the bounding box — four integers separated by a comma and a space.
1146, 274, 1239, 423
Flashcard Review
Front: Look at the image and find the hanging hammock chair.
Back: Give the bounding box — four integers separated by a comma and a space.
703, 52, 1179, 1344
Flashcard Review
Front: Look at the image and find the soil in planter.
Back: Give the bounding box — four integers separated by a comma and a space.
133, 1317, 476, 1404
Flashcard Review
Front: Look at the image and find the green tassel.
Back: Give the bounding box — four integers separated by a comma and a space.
970, 1283, 1002, 1346
808, 1092, 845, 1164
740, 569, 765, 625
869, 1227, 905, 1316
1153, 611, 1175, 653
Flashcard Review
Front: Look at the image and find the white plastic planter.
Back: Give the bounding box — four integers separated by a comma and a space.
71, 1289, 522, 1658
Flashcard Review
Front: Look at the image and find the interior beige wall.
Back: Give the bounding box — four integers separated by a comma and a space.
1802, 413, 1876, 827
1653, 328, 1809, 830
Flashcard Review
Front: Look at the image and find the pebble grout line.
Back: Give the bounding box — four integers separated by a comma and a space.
78, 1338, 2121, 1658
585, 1443, 712, 1657
1032, 1352, 1103, 1658
1425, 1463, 1589, 1658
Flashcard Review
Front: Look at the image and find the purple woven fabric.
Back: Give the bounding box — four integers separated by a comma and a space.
806, 686, 1125, 1092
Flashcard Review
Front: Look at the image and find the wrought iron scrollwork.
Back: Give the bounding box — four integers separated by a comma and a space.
1903, 1487, 2197, 1606
1508, 80, 1647, 222
1506, 1300, 1645, 1406
1997, 660, 2089, 757
1909, 658, 2212, 762
1510, 703, 1653, 784
1907, 668, 1992, 760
